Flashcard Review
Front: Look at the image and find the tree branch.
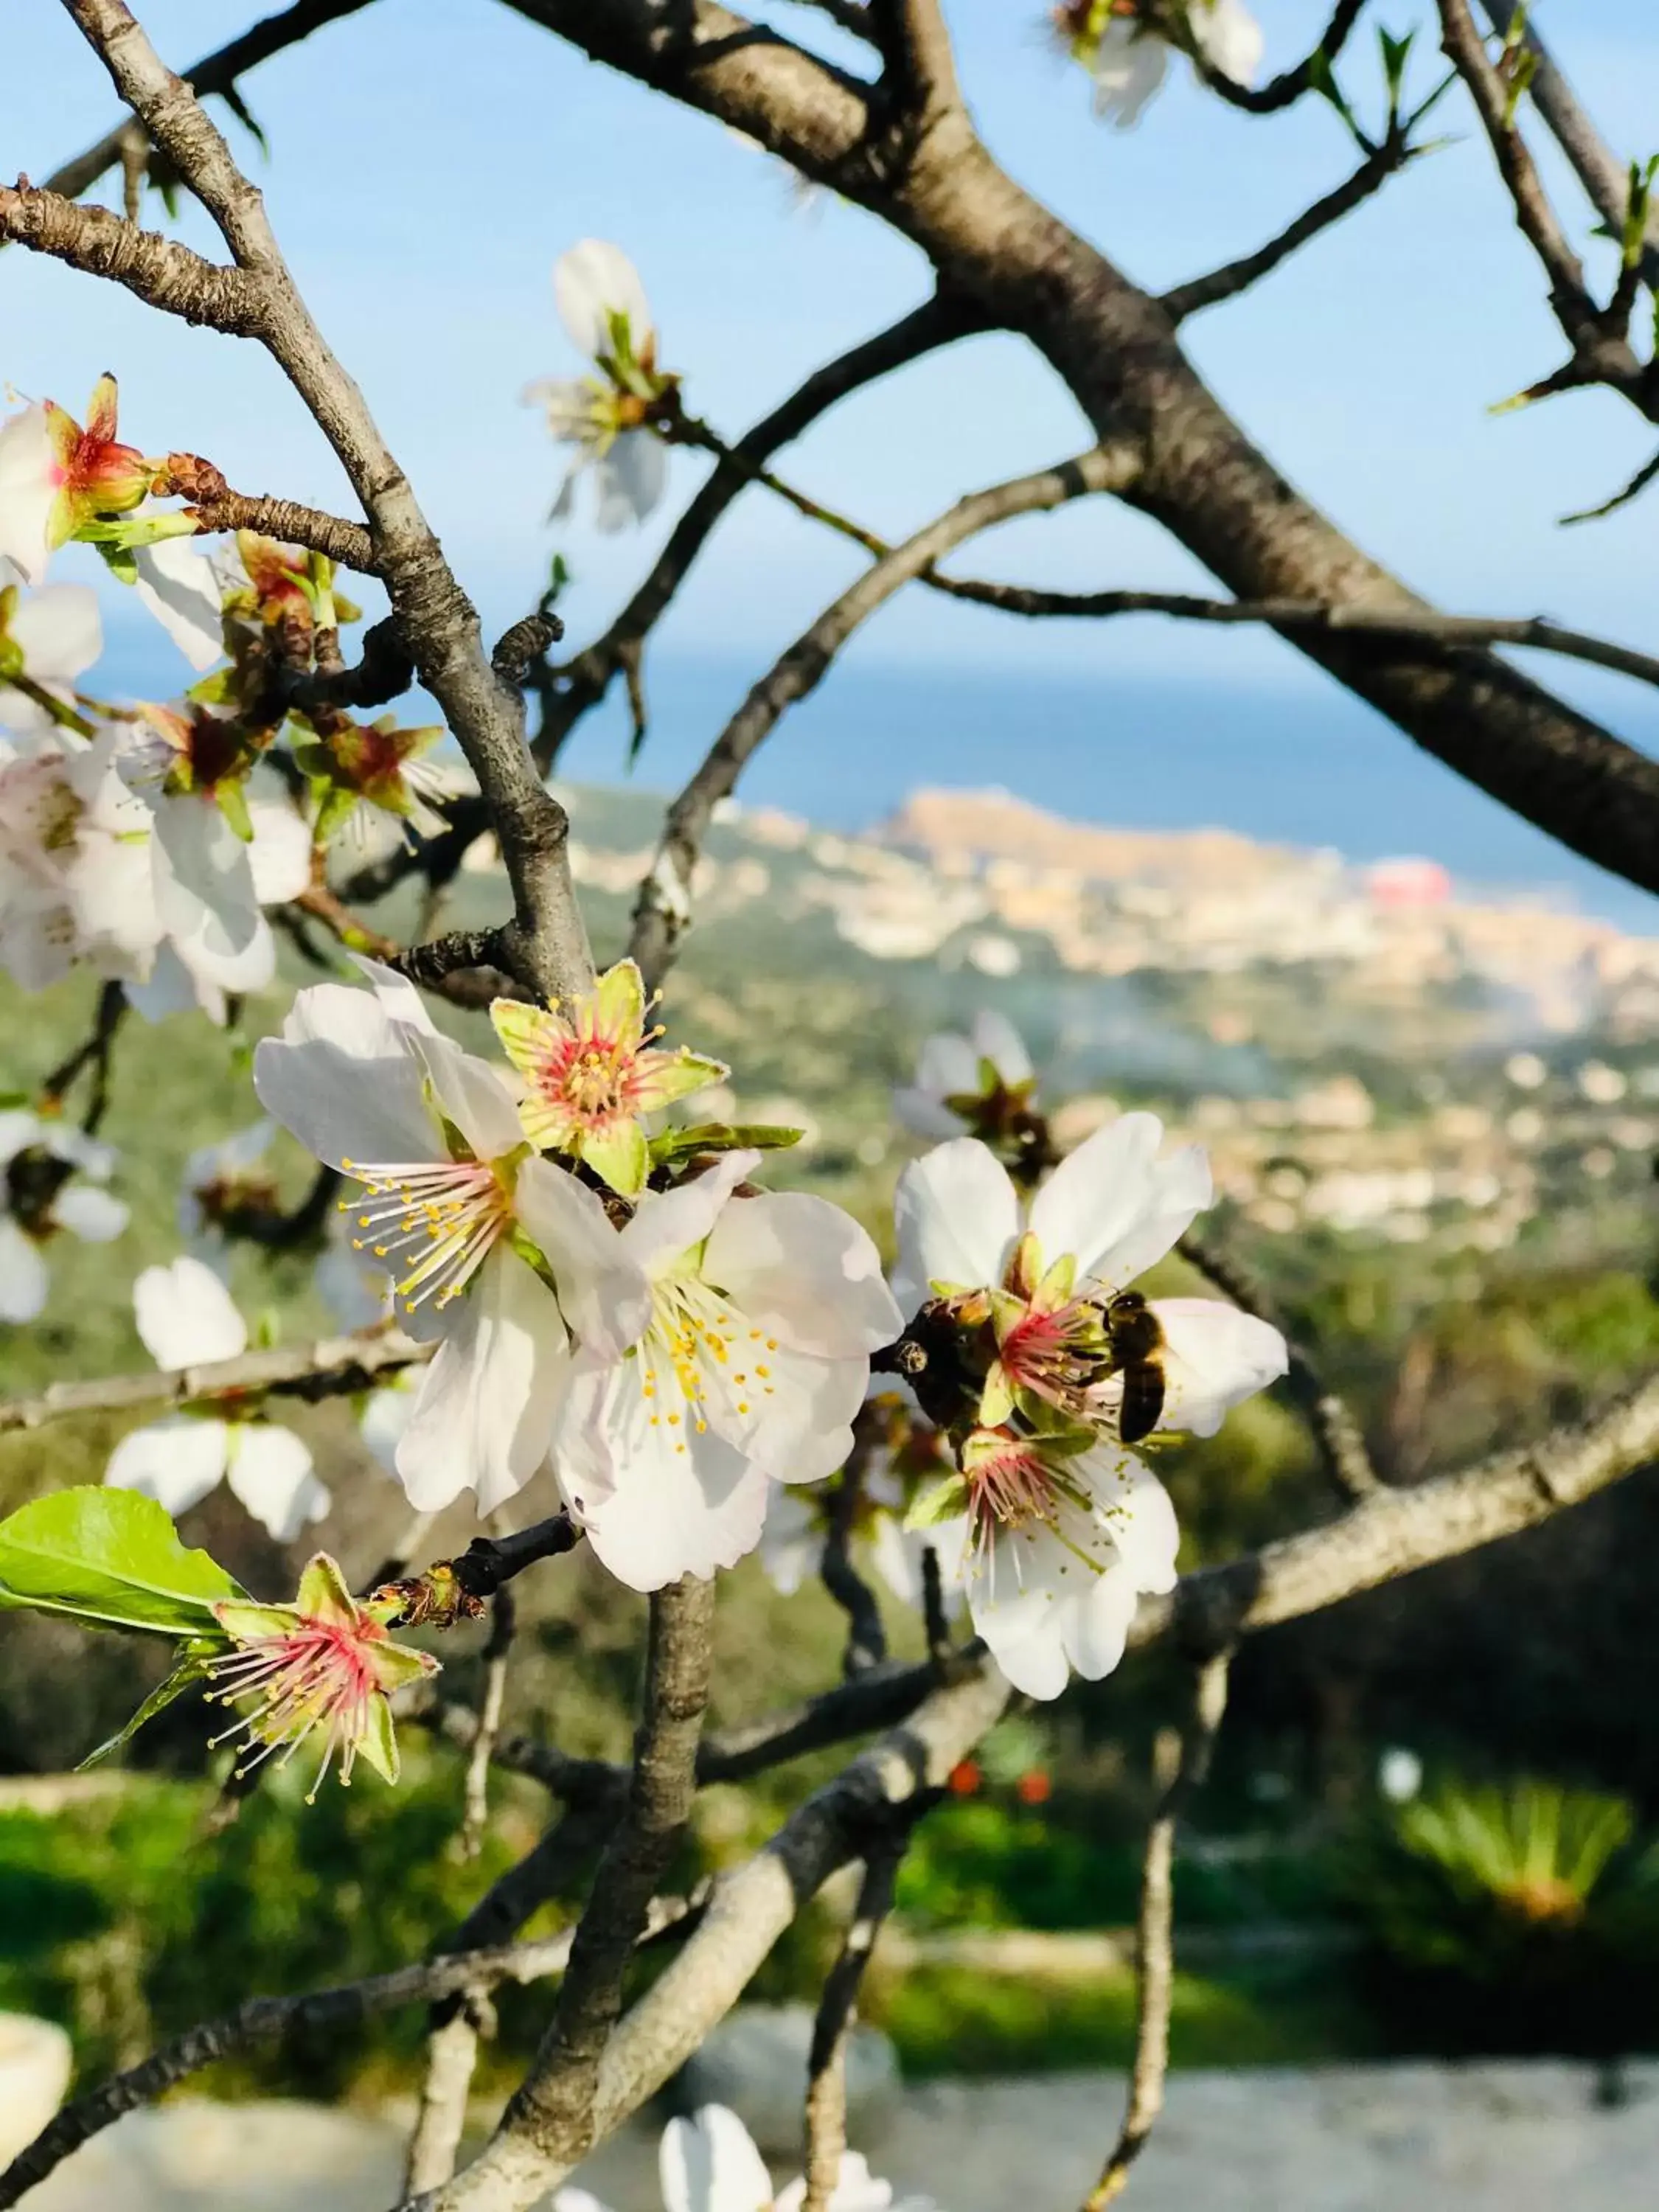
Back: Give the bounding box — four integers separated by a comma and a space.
0, 1899, 698, 2212
1178, 1231, 1380, 1503
38, 0, 380, 204
0, 179, 259, 325
1475, 0, 1659, 291
0, 1324, 429, 1433
452, 1576, 717, 2199
1161, 131, 1422, 323
57, 0, 591, 1004
1081, 1652, 1231, 2211
1194, 0, 1368, 114
801, 1839, 905, 2211
626, 442, 1139, 990
504, 0, 1659, 902
533, 291, 980, 768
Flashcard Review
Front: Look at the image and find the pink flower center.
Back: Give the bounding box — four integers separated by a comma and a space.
207, 1612, 387, 1797
998, 1296, 1106, 1412
966, 1436, 1064, 1534
538, 1033, 638, 1127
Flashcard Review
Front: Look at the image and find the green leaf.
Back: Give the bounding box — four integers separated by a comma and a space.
215, 777, 254, 844
217, 82, 269, 156
0, 1488, 246, 1639
95, 541, 139, 587
80, 1646, 217, 1767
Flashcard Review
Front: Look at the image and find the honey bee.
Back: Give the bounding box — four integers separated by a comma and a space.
1104, 1290, 1168, 1446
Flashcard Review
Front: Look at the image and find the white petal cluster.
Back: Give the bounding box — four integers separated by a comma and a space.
554, 2102, 937, 2212
1080, 0, 1263, 128
894, 1010, 1034, 1142
891, 1114, 1287, 1698
254, 966, 900, 1582
105, 1256, 329, 1542
0, 1110, 128, 1323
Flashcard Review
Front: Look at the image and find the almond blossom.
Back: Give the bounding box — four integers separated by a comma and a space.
0, 580, 102, 742
552, 2104, 936, 2212
894, 1010, 1034, 1143
0, 731, 161, 992
890, 1119, 1286, 1697
0, 1110, 128, 1324
253, 962, 652, 1514
491, 958, 727, 1197
0, 377, 150, 586
178, 1121, 282, 1258
118, 705, 312, 1009
548, 1150, 900, 1590
206, 1552, 437, 1797
524, 239, 672, 531
1055, 0, 1263, 128
105, 1256, 330, 1541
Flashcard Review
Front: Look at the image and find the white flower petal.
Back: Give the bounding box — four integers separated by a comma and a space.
892, 1087, 972, 1142
0, 406, 60, 586
394, 1246, 571, 1516
1194, 0, 1264, 86
515, 1155, 652, 1360
891, 1138, 1020, 1313
913, 1032, 979, 1100
759, 1484, 820, 1596
1060, 1559, 1142, 1682
254, 981, 438, 1169
1081, 1445, 1180, 1593
149, 793, 272, 992
659, 2106, 774, 2212
52, 1183, 128, 1244
560, 1364, 772, 1590
8, 582, 101, 692
973, 1009, 1032, 1086
554, 239, 655, 363
105, 1413, 229, 1516
1029, 1111, 1164, 1279
411, 1026, 526, 1165
703, 1190, 901, 1359
130, 538, 223, 672
226, 1422, 330, 1542
1146, 1297, 1287, 1437
594, 431, 667, 530
0, 1216, 49, 1322
133, 1254, 248, 1368
1091, 21, 1169, 127
359, 1375, 417, 1473
708, 1341, 868, 1484
622, 1151, 759, 1275
246, 799, 313, 905
355, 954, 439, 1037
0, 1110, 41, 1165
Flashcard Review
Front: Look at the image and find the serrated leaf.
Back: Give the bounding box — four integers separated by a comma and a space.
0, 1488, 246, 1639
80, 1646, 216, 1767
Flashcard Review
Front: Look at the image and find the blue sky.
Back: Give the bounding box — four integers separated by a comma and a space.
6, 1, 1659, 902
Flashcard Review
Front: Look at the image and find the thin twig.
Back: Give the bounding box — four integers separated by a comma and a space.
0, 1900, 696, 2212
1082, 1652, 1231, 2210
38, 979, 127, 1133
823, 1452, 886, 1679
1161, 130, 1424, 322
627, 441, 1139, 990
802, 1840, 905, 2211
1178, 1231, 1380, 1503
0, 1326, 430, 1433
460, 1587, 517, 1861
1194, 0, 1368, 114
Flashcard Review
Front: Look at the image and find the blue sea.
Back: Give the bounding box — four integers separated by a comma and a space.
99, 617, 1659, 932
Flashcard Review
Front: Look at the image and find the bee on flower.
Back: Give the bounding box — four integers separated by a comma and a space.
890, 1114, 1286, 1697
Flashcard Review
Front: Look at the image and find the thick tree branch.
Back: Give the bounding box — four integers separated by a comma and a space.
627, 442, 1139, 989
58, 0, 591, 1004
39, 0, 380, 204
454, 1577, 717, 2198
505, 0, 1659, 900
1082, 1652, 1231, 2211
0, 1325, 428, 1433
155, 453, 378, 572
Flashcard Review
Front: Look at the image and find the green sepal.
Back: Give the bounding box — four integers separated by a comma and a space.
80, 1644, 218, 1768
79, 510, 200, 554
905, 1472, 970, 1531
978, 1361, 1015, 1430
215, 776, 255, 844
95, 541, 140, 586
649, 1121, 804, 1166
